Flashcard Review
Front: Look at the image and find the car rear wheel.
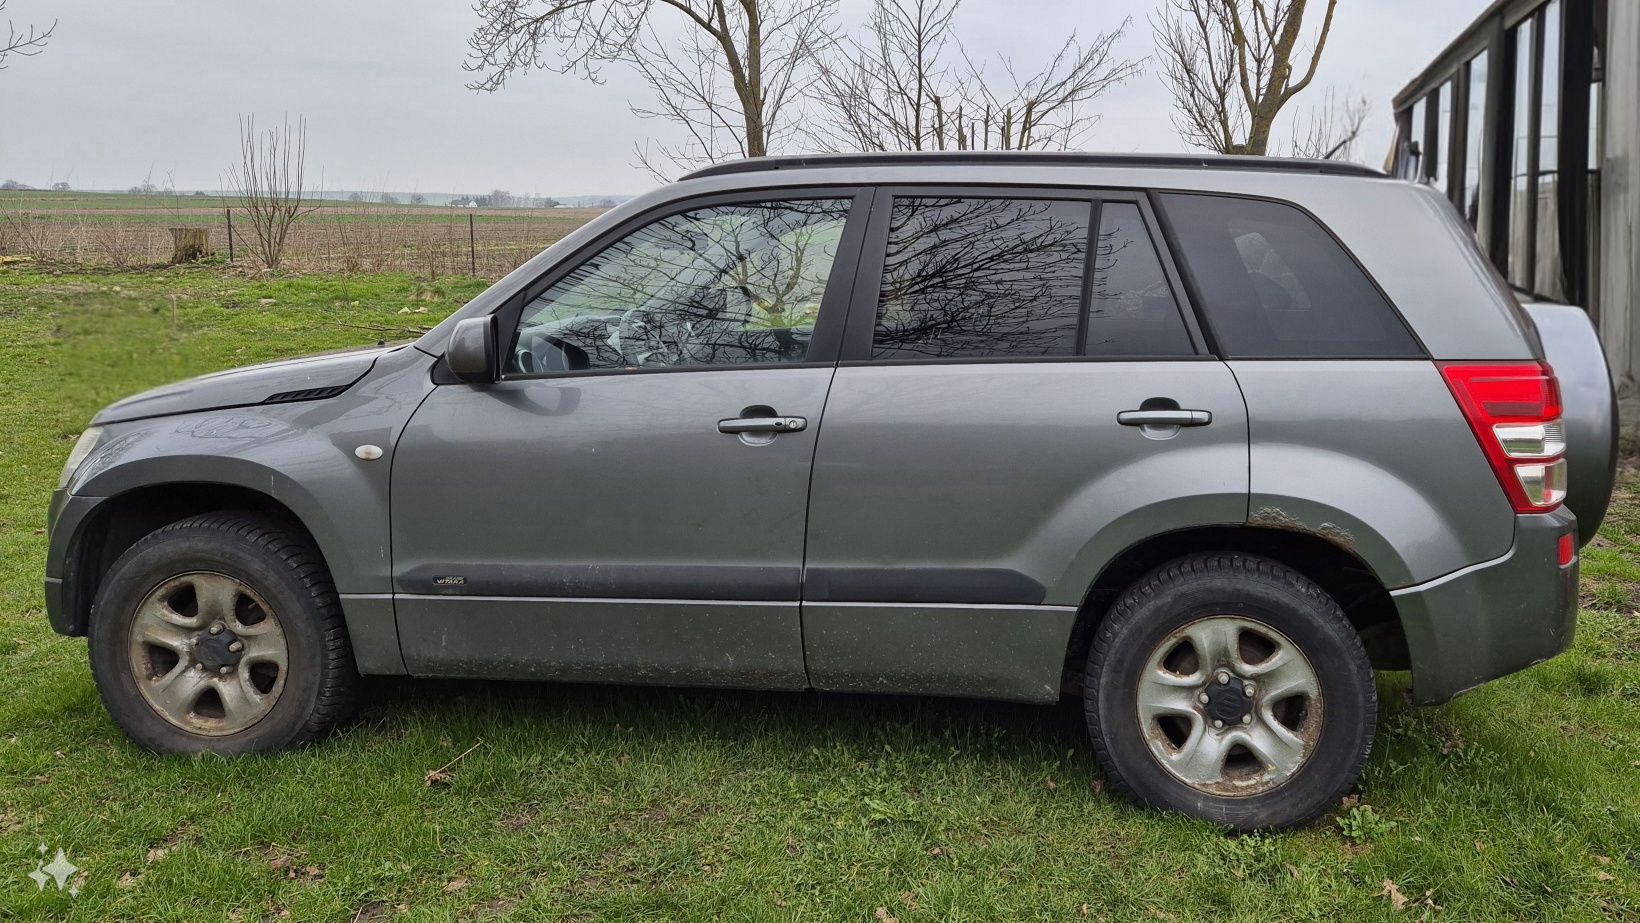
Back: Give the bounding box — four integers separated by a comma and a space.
1084, 553, 1376, 830
88, 512, 359, 755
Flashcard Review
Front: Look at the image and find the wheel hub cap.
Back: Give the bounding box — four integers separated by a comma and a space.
190, 626, 243, 671
1203, 679, 1253, 726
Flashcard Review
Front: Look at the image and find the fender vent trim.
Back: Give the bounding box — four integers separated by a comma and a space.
263, 385, 350, 404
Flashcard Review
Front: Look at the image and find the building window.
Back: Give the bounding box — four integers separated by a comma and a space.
1463, 52, 1489, 230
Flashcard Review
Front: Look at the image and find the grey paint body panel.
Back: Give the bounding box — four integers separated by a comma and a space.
1232, 360, 1516, 588
337, 594, 406, 675
1391, 509, 1578, 704
396, 597, 807, 688
803, 361, 1250, 609
64, 346, 438, 596
389, 368, 833, 678
803, 603, 1078, 703
92, 346, 393, 425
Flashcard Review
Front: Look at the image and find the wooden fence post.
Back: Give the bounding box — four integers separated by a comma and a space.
469, 213, 477, 276
225, 208, 235, 263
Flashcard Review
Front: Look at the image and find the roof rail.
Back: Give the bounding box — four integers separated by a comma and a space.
681, 151, 1385, 180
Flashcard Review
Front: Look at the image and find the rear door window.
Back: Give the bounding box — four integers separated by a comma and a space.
872, 197, 1089, 360
1157, 193, 1422, 358
869, 195, 1196, 360
1087, 202, 1195, 357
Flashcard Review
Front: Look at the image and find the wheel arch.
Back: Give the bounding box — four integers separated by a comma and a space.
57, 482, 322, 637
1062, 526, 1408, 693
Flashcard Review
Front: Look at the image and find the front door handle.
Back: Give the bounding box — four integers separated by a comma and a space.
1117, 409, 1212, 427
718, 415, 807, 435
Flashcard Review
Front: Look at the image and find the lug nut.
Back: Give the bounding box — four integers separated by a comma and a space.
228, 641, 244, 653
1216, 671, 1231, 685
218, 665, 232, 675
1243, 684, 1255, 696
193, 664, 205, 672
1212, 719, 1224, 729
1241, 714, 1253, 725
209, 623, 224, 635
1197, 693, 1210, 705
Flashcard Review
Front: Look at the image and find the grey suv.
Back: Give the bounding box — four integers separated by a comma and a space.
43, 153, 1615, 829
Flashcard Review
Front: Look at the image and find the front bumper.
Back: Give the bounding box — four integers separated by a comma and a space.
1391, 509, 1578, 704
43, 488, 104, 636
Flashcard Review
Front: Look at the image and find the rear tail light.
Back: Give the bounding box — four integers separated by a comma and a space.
1440, 362, 1567, 513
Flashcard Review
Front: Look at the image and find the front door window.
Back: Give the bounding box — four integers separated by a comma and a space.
508, 199, 853, 374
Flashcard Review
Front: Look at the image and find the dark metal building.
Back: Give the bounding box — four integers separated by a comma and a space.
1393, 0, 1638, 398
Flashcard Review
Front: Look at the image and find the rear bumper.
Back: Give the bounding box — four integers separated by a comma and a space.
1391, 509, 1578, 704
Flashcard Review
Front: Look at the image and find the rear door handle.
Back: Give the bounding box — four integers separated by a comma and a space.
718, 416, 807, 434
1117, 409, 1212, 427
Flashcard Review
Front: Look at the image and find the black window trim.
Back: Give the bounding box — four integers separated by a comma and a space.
487, 186, 875, 383
836, 183, 1213, 367
1150, 188, 1432, 361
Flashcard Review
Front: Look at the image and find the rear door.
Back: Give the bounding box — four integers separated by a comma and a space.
801, 188, 1250, 702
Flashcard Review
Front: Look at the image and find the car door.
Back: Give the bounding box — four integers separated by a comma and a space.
801, 189, 1250, 702
391, 191, 870, 688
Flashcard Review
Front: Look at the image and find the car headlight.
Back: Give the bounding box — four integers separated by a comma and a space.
58, 426, 104, 490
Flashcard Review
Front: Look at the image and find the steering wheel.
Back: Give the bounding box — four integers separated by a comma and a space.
514, 326, 588, 374
613, 306, 691, 367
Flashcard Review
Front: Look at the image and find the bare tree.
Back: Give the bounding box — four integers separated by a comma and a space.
813, 0, 959, 152
467, 0, 835, 177
0, 1, 54, 70
812, 0, 1140, 153
225, 116, 316, 270
1151, 0, 1338, 155
1288, 87, 1368, 160
957, 26, 1142, 151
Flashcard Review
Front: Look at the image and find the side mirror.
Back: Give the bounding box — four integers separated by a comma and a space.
444, 316, 497, 384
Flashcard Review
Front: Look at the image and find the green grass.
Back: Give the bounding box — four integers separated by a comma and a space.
1, 264, 1637, 921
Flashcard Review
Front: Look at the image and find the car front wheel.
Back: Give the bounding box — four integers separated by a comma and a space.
87, 512, 359, 755
1084, 553, 1376, 830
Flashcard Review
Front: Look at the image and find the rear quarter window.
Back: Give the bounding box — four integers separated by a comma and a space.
1157, 193, 1423, 358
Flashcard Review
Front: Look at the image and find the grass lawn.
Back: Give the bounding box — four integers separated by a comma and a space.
0, 263, 1636, 921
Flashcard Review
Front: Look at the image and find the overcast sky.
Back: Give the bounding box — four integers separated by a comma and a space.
2, 0, 1490, 197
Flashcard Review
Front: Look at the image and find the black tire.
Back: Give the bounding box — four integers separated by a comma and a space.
87, 511, 359, 755
1084, 553, 1376, 830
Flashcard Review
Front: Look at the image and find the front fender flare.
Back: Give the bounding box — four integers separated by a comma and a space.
70, 413, 395, 594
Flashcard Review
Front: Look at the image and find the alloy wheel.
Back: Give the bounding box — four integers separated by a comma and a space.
1134, 615, 1322, 796
126, 571, 289, 736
